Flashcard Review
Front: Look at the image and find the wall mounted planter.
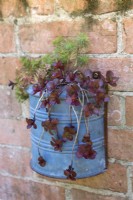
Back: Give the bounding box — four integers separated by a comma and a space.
28, 89, 107, 179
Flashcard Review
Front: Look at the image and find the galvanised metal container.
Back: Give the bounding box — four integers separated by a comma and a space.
28, 89, 107, 179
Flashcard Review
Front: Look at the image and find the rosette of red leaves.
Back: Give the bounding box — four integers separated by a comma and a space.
42, 119, 58, 134
76, 144, 96, 159
26, 117, 37, 129
62, 126, 76, 141
38, 156, 46, 167
106, 70, 119, 86
50, 137, 63, 151
82, 134, 92, 145
64, 165, 77, 180
84, 103, 99, 117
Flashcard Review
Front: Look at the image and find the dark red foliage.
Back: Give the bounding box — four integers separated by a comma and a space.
52, 61, 64, 70
8, 80, 16, 90
42, 119, 59, 134
66, 94, 80, 106
46, 79, 59, 92
62, 126, 76, 141
76, 144, 96, 159
52, 69, 63, 79
106, 70, 119, 87
50, 137, 63, 151
26, 118, 37, 129
83, 103, 98, 117
64, 165, 77, 180
65, 71, 75, 82
48, 91, 60, 105
96, 91, 110, 105
82, 134, 92, 145
38, 156, 46, 167
33, 84, 43, 95
66, 84, 79, 96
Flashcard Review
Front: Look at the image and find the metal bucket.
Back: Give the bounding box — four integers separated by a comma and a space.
29, 92, 107, 179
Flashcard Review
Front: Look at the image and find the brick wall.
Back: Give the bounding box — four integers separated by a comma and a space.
0, 0, 133, 200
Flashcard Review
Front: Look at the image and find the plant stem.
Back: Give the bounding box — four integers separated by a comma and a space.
38, 128, 45, 156
71, 90, 85, 165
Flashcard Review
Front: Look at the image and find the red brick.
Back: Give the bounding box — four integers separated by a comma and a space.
0, 119, 30, 147
72, 189, 127, 200
0, 57, 21, 85
0, 147, 32, 177
36, 163, 127, 193
0, 0, 27, 17
27, 0, 55, 15
108, 95, 122, 126
0, 24, 15, 53
126, 96, 133, 126
19, 21, 84, 53
94, 0, 117, 14
0, 87, 21, 118
108, 129, 133, 161
123, 18, 133, 54
19, 19, 116, 54
84, 58, 133, 92
59, 0, 88, 13
87, 19, 117, 54
70, 163, 127, 193
0, 175, 65, 200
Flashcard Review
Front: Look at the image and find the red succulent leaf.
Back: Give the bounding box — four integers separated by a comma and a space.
46, 79, 59, 92
66, 84, 79, 96
82, 134, 92, 145
32, 84, 43, 95
66, 71, 75, 82
66, 94, 80, 106
52, 69, 63, 79
26, 118, 37, 129
38, 156, 46, 167
62, 126, 76, 141
96, 91, 110, 105
106, 70, 119, 87
64, 165, 77, 180
74, 71, 86, 85
76, 144, 96, 159
84, 103, 98, 117
52, 61, 64, 70
48, 91, 60, 105
50, 137, 63, 151
42, 119, 59, 134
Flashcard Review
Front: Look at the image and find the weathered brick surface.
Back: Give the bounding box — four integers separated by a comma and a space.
59, 0, 88, 13
94, 0, 117, 14
0, 0, 27, 17
0, 24, 15, 53
19, 19, 116, 54
0, 87, 21, 119
0, 147, 32, 177
27, 0, 55, 15
0, 57, 21, 85
108, 128, 133, 161
108, 95, 122, 126
19, 21, 83, 53
73, 163, 127, 193
0, 176, 65, 200
87, 19, 117, 54
35, 163, 127, 193
126, 96, 133, 126
0, 119, 30, 147
87, 58, 133, 91
123, 18, 133, 54
72, 189, 127, 200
